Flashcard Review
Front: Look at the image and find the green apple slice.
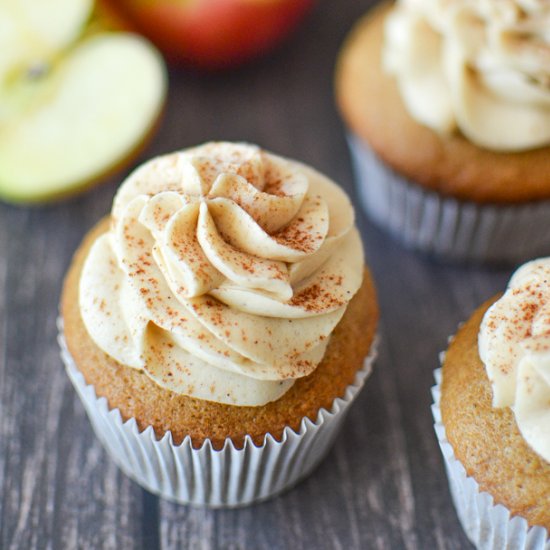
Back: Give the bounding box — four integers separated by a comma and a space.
0, 0, 93, 83
0, 33, 167, 202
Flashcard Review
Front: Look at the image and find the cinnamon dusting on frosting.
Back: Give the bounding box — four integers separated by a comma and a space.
79, 142, 364, 406
479, 258, 550, 462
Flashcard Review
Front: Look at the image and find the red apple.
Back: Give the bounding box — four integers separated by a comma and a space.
102, 0, 315, 70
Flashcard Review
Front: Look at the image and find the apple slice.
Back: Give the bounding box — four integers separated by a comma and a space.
0, 33, 167, 203
0, 0, 93, 82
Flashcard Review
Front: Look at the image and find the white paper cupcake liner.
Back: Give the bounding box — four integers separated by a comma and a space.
432, 365, 550, 549
58, 317, 377, 508
348, 133, 550, 263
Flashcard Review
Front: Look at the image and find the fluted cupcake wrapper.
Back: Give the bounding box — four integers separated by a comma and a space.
58, 317, 377, 508
348, 133, 550, 263
431, 366, 550, 550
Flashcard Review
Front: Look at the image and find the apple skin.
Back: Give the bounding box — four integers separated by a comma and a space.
93, 0, 138, 32
103, 0, 315, 70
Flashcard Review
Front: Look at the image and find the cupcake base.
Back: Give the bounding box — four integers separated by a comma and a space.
432, 367, 550, 549
59, 317, 378, 508
348, 134, 550, 264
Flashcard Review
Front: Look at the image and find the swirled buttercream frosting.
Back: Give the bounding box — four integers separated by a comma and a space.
79, 142, 364, 406
479, 259, 550, 463
384, 0, 550, 151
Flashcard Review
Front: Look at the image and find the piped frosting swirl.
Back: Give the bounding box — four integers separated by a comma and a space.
79, 142, 364, 406
479, 258, 550, 463
384, 0, 550, 151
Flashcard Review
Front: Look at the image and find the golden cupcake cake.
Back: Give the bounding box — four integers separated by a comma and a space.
59, 141, 378, 506
336, 0, 550, 262
433, 259, 550, 548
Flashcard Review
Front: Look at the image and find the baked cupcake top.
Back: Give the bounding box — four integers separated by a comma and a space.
79, 142, 364, 407
479, 259, 550, 463
384, 0, 550, 151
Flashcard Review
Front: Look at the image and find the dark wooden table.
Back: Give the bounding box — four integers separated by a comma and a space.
0, 1, 514, 548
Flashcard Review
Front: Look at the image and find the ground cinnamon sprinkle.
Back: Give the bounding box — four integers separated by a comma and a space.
289, 282, 344, 312
166, 307, 177, 318
263, 178, 287, 197
240, 258, 255, 274
274, 222, 318, 253
196, 160, 219, 188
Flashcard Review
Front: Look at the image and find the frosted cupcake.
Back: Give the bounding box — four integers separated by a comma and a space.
59, 142, 378, 507
434, 259, 550, 548
336, 0, 550, 262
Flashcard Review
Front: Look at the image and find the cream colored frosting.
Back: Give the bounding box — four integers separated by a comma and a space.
479, 259, 550, 463
384, 0, 550, 151
79, 142, 364, 406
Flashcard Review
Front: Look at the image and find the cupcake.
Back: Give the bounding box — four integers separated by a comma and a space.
433, 259, 550, 548
59, 142, 378, 507
336, 0, 550, 262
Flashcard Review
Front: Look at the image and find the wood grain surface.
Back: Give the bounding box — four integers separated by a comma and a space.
0, 1, 514, 548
